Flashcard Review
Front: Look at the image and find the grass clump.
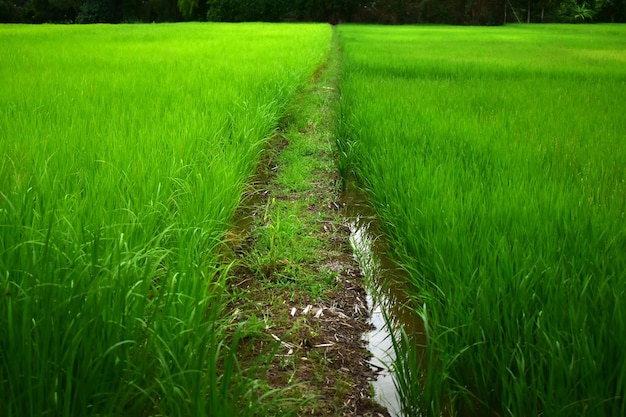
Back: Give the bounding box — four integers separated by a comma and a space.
338, 24, 626, 417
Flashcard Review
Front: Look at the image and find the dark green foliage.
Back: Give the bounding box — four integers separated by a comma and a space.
76, 0, 113, 22
2, 0, 626, 33
595, 0, 626, 21
557, 0, 624, 21
206, 0, 325, 22
0, 0, 516, 23
0, 0, 19, 21
506, 0, 625, 22
17, 0, 75, 22
177, 0, 197, 18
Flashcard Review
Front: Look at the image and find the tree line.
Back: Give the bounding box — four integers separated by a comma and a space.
1, 0, 624, 25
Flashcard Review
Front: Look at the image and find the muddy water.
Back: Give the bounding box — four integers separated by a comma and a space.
342, 182, 425, 417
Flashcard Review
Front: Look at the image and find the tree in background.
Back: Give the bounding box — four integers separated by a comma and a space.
0, 0, 624, 26
76, 0, 114, 22
0, 0, 24, 21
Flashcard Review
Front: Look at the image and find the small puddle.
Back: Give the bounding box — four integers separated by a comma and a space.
342, 181, 425, 417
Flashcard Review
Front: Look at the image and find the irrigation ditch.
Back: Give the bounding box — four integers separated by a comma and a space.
343, 181, 428, 417
223, 31, 421, 416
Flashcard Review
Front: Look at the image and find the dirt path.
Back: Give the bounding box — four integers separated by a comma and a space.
223, 31, 391, 417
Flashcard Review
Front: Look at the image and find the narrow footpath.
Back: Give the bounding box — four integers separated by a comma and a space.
224, 32, 391, 417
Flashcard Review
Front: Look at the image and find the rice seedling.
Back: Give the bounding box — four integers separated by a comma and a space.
337, 24, 626, 417
0, 22, 330, 416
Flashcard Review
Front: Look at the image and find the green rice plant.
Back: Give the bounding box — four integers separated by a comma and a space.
338, 24, 626, 417
0, 22, 330, 416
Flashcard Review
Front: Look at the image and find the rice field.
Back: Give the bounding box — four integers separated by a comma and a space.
337, 24, 626, 416
0, 22, 330, 417
3, 21, 626, 417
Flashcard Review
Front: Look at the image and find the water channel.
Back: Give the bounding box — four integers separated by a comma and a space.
342, 182, 425, 417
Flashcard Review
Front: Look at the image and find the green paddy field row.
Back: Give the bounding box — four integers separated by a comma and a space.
1, 22, 626, 417
0, 23, 330, 417
338, 24, 626, 416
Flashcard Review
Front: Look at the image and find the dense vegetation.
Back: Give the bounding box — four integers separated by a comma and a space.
2, 21, 626, 417
0, 23, 330, 417
1, 0, 624, 24
338, 24, 626, 416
